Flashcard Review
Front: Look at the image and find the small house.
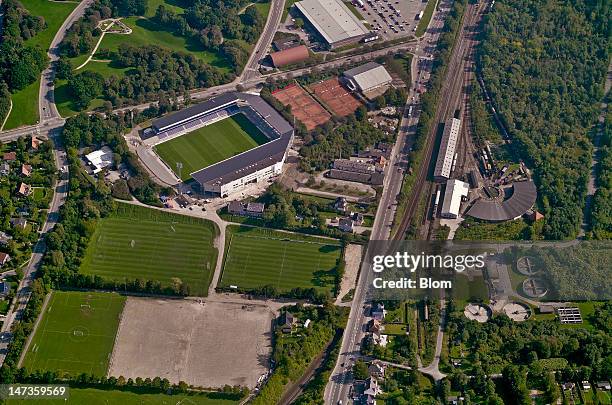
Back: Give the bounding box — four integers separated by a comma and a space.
352, 212, 364, 226
10, 217, 27, 230
596, 381, 611, 391
339, 218, 354, 233
0, 282, 9, 297
367, 318, 381, 334
581, 381, 591, 390
371, 303, 386, 321
30, 137, 40, 151
334, 197, 348, 213
2, 152, 16, 161
17, 183, 32, 197
0, 232, 12, 246
21, 164, 32, 177
368, 361, 385, 378
0, 252, 10, 267
0, 163, 9, 176
279, 311, 296, 333
246, 202, 265, 217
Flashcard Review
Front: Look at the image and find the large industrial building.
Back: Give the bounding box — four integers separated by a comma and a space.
343, 62, 393, 98
294, 0, 370, 49
466, 181, 537, 221
149, 92, 294, 197
440, 179, 469, 219
434, 118, 461, 181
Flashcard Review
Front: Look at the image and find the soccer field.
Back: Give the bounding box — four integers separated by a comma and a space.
80, 203, 218, 296
21, 291, 125, 377
155, 114, 269, 180
219, 226, 342, 294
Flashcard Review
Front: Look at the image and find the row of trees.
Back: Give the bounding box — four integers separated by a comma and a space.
478, 0, 609, 239
0, 0, 48, 123
590, 109, 612, 239
252, 304, 347, 404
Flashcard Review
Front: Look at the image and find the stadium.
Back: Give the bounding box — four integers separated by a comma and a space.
144, 92, 294, 196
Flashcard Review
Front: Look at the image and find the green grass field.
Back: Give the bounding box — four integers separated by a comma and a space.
7, 387, 239, 404
4, 0, 76, 129
415, 0, 438, 37
219, 225, 342, 294
22, 291, 125, 377
80, 203, 218, 296
155, 114, 269, 180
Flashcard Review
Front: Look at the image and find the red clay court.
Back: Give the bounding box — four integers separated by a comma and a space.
272, 84, 331, 130
309, 77, 363, 117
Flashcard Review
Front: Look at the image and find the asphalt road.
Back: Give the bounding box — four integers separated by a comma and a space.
323, 1, 454, 403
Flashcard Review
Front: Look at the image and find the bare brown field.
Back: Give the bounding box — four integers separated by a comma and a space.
108, 297, 274, 388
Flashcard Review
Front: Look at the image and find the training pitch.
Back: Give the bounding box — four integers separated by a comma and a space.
219, 226, 342, 293
154, 113, 269, 180
21, 291, 125, 377
80, 203, 218, 296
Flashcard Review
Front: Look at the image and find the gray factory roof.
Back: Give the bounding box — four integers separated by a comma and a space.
191, 134, 291, 187
434, 118, 461, 180
344, 62, 392, 92
466, 181, 537, 221
294, 0, 369, 45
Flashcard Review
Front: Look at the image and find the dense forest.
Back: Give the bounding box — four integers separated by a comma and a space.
0, 0, 48, 123
478, 0, 609, 239
590, 110, 612, 239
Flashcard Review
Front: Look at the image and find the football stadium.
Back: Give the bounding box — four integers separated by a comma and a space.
144, 92, 294, 196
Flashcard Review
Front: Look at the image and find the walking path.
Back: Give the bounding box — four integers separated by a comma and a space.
75, 18, 131, 70
0, 98, 11, 131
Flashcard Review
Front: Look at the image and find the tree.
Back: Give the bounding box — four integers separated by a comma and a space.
352, 360, 369, 380
68, 71, 104, 110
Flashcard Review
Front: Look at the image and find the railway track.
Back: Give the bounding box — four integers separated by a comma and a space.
393, 1, 488, 241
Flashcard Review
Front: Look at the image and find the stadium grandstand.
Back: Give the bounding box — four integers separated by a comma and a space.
147, 92, 294, 196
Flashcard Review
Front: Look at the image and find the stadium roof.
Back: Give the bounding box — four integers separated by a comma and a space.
294, 0, 369, 45
191, 134, 292, 187
189, 92, 294, 187
152, 92, 239, 132
466, 181, 537, 221
343, 62, 393, 92
270, 45, 309, 67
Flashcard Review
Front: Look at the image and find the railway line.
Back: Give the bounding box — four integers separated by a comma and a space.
393, 1, 488, 242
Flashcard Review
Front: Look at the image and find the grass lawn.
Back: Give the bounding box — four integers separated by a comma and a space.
415, 0, 438, 37
95, 16, 231, 72
219, 225, 342, 294
21, 291, 125, 377
6, 387, 239, 404
4, 80, 39, 129
4, 0, 77, 129
80, 203, 218, 296
155, 113, 269, 180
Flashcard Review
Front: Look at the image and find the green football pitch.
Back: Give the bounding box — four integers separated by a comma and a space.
154, 113, 269, 180
80, 203, 218, 296
21, 291, 125, 377
219, 226, 342, 294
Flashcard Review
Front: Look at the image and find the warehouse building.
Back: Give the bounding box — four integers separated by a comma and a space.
440, 179, 469, 219
294, 0, 370, 49
343, 62, 393, 98
434, 118, 461, 181
269, 45, 309, 67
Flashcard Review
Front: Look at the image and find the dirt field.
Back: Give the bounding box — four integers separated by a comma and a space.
272, 84, 331, 130
309, 78, 363, 117
108, 297, 274, 388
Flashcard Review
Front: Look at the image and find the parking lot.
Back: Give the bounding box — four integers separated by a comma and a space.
355, 0, 429, 40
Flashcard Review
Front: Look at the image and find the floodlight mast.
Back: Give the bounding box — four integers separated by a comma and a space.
176, 162, 183, 192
